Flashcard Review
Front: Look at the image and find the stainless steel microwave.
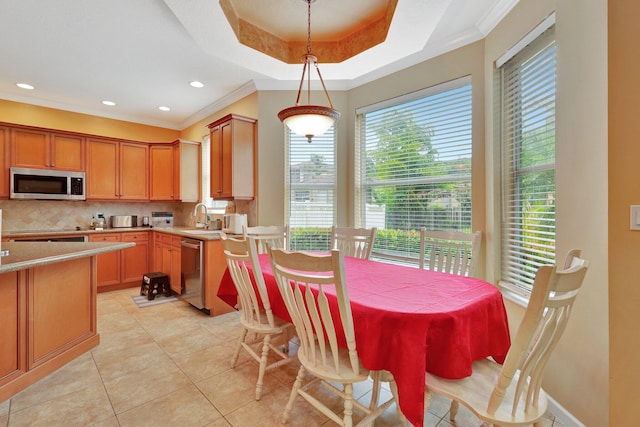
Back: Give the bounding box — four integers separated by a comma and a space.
10, 167, 86, 200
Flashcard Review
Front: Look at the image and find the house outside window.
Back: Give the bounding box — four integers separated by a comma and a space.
285, 128, 336, 250
499, 18, 556, 293
356, 77, 473, 263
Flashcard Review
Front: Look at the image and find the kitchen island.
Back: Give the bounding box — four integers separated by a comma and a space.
0, 241, 134, 402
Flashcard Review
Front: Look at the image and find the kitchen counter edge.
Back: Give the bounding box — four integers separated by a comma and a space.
0, 241, 134, 274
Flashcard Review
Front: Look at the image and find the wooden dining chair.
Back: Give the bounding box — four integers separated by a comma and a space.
267, 247, 404, 426
330, 225, 377, 260
419, 228, 482, 276
221, 235, 296, 401
425, 250, 589, 427
243, 224, 289, 254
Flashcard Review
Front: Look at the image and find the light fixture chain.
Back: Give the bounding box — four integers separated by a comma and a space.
307, 0, 312, 54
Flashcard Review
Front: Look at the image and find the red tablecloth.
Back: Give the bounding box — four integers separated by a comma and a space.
218, 255, 511, 427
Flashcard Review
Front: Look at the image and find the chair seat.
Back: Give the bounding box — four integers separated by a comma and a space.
426, 358, 548, 425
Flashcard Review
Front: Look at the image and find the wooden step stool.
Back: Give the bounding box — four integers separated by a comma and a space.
140, 272, 171, 300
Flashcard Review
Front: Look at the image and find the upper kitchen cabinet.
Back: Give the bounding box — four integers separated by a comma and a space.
86, 138, 148, 200
207, 114, 256, 200
0, 127, 9, 198
11, 128, 84, 171
149, 139, 200, 202
149, 145, 176, 201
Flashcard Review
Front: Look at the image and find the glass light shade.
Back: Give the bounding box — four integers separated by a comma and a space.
278, 105, 340, 142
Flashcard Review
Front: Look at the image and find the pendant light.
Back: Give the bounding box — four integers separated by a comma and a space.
277, 0, 340, 143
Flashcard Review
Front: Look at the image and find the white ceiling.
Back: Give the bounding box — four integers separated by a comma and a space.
0, 0, 518, 130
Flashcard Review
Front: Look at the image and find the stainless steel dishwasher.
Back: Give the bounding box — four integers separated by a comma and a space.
180, 238, 205, 310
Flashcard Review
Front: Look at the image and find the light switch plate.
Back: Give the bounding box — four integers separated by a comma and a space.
630, 205, 640, 230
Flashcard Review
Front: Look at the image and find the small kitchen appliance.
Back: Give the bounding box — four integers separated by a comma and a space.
110, 215, 137, 228
222, 213, 247, 235
151, 212, 173, 228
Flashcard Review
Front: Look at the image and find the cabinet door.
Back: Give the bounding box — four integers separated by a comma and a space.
11, 128, 50, 169
89, 234, 121, 287
0, 127, 9, 198
209, 125, 222, 198
149, 145, 175, 200
87, 138, 119, 199
51, 133, 85, 171
121, 233, 149, 285
120, 142, 148, 200
0, 272, 24, 386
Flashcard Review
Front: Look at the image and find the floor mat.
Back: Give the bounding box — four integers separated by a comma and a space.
131, 293, 178, 308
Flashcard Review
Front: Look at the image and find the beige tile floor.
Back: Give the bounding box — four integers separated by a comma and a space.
0, 288, 566, 427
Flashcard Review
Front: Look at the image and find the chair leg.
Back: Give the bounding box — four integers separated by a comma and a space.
449, 400, 459, 421
231, 328, 248, 368
342, 383, 354, 427
369, 371, 381, 410
282, 365, 305, 425
255, 334, 272, 401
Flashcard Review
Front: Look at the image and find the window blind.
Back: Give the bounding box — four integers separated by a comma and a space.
357, 78, 473, 262
500, 25, 556, 291
286, 128, 336, 250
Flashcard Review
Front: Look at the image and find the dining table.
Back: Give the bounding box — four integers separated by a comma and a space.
217, 254, 511, 427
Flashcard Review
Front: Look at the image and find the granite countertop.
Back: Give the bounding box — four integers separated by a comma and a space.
0, 241, 134, 273
3, 226, 229, 241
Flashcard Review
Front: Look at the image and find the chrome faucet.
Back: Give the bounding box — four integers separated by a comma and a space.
193, 203, 208, 228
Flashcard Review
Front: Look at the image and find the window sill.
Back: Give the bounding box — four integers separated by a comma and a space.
497, 280, 530, 308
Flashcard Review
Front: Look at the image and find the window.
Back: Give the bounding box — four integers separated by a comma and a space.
499, 18, 556, 292
356, 77, 473, 263
285, 128, 336, 250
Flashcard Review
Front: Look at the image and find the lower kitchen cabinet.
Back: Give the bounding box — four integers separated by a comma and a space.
203, 239, 235, 316
0, 271, 23, 387
90, 231, 149, 292
90, 233, 121, 288
153, 233, 181, 295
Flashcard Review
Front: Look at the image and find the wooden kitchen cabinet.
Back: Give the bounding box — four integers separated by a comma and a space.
153, 233, 181, 294
207, 114, 256, 200
149, 145, 176, 201
0, 271, 24, 388
149, 140, 200, 202
89, 233, 121, 288
91, 231, 149, 291
86, 138, 148, 200
0, 126, 9, 198
120, 142, 148, 200
11, 128, 84, 171
121, 232, 150, 285
203, 239, 235, 316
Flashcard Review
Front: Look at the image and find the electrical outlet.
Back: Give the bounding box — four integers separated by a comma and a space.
630, 206, 640, 230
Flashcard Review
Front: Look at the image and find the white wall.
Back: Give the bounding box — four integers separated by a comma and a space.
486, 1, 609, 425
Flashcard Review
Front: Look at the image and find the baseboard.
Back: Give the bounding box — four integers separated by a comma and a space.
547, 394, 585, 427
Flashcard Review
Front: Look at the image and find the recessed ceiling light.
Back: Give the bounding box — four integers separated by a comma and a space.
159, 106, 171, 111
102, 100, 116, 106
16, 83, 34, 90
189, 81, 204, 88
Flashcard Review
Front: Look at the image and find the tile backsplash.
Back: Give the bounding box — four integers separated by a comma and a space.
0, 200, 191, 231
0, 199, 257, 232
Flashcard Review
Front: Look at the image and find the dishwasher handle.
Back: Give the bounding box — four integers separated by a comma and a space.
180, 239, 202, 250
